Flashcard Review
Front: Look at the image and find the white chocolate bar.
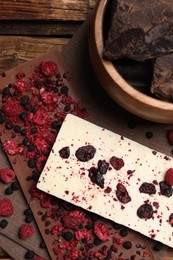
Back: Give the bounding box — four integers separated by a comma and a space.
37, 114, 173, 247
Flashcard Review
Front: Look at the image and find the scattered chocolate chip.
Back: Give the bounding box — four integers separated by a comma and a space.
19, 112, 28, 121
119, 228, 128, 237
32, 170, 40, 181
24, 250, 35, 259
5, 121, 13, 129
11, 181, 19, 191
64, 104, 71, 112
40, 241, 46, 249
63, 231, 74, 241
31, 127, 38, 134
20, 95, 29, 106
21, 129, 27, 136
5, 186, 13, 195
123, 241, 132, 249
137, 204, 153, 219
28, 144, 36, 152
51, 120, 61, 130
0, 219, 8, 228
159, 181, 173, 197
13, 125, 22, 133
145, 131, 153, 139
25, 215, 34, 223
23, 137, 31, 146
75, 145, 96, 162
60, 85, 69, 94
28, 158, 37, 168
59, 146, 70, 159
113, 223, 123, 230
2, 87, 10, 96
0, 112, 6, 124
94, 237, 102, 245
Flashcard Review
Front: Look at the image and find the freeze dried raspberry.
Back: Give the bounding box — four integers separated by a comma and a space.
75, 229, 91, 241
75, 145, 96, 162
165, 168, 173, 186
28, 108, 49, 126
40, 196, 52, 208
30, 184, 47, 200
168, 129, 173, 145
16, 72, 25, 79
51, 224, 64, 235
110, 156, 124, 170
94, 223, 109, 242
65, 248, 79, 260
36, 155, 47, 172
63, 210, 85, 230
3, 140, 20, 155
40, 61, 58, 77
2, 99, 21, 117
19, 224, 35, 239
35, 137, 50, 154
0, 198, 13, 216
14, 79, 25, 93
40, 91, 58, 105
0, 168, 15, 183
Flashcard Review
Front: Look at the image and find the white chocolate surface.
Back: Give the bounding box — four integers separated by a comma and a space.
37, 114, 173, 247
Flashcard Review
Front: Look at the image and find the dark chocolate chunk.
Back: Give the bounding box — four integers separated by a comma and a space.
24, 250, 35, 259
104, 0, 173, 62
60, 85, 69, 94
123, 241, 132, 249
0, 219, 8, 228
13, 125, 22, 133
119, 228, 128, 237
27, 158, 37, 168
20, 95, 29, 106
11, 181, 19, 191
62, 231, 74, 241
5, 186, 13, 195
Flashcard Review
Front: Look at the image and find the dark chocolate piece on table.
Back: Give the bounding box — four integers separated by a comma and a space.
104, 0, 173, 62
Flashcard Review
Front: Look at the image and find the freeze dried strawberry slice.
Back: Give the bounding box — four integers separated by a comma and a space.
94, 223, 109, 242
19, 224, 35, 239
0, 198, 14, 216
165, 168, 173, 186
40, 61, 58, 77
0, 168, 15, 183
3, 140, 20, 155
63, 210, 85, 230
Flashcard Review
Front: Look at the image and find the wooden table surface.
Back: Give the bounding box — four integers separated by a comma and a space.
0, 0, 96, 259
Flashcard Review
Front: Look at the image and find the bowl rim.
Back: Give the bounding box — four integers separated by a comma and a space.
94, 0, 173, 112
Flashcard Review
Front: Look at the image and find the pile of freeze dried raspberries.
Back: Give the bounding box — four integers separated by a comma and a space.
0, 58, 159, 259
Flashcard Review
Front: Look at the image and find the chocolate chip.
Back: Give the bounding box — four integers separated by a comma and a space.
40, 241, 46, 249
27, 158, 37, 168
63, 231, 74, 241
13, 125, 22, 133
25, 215, 34, 223
28, 144, 36, 152
119, 228, 128, 237
112, 223, 123, 230
123, 241, 132, 249
64, 104, 71, 112
5, 121, 13, 129
32, 170, 40, 181
51, 120, 61, 130
23, 137, 31, 146
60, 85, 69, 94
145, 131, 153, 139
20, 95, 29, 106
94, 237, 102, 245
2, 87, 10, 96
31, 127, 38, 134
11, 181, 19, 191
0, 112, 6, 124
20, 112, 28, 121
5, 187, 13, 195
0, 219, 8, 228
24, 250, 35, 259
24, 208, 33, 217
21, 129, 27, 136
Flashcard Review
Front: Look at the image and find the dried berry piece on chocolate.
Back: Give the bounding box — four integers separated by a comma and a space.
94, 223, 109, 241
169, 213, 173, 226
75, 145, 96, 162
2, 99, 21, 117
119, 228, 128, 237
40, 61, 58, 77
63, 209, 85, 230
3, 140, 19, 155
88, 167, 105, 188
19, 224, 35, 239
0, 168, 15, 184
139, 182, 156, 195
75, 229, 91, 241
110, 156, 124, 170
116, 183, 131, 204
20, 95, 29, 106
159, 181, 173, 197
0, 219, 8, 229
97, 160, 109, 174
165, 168, 173, 186
137, 204, 153, 219
59, 146, 70, 159
123, 241, 132, 249
0, 198, 14, 216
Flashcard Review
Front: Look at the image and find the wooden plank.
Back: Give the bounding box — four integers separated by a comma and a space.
0, 36, 69, 73
0, 21, 82, 36
0, 0, 88, 21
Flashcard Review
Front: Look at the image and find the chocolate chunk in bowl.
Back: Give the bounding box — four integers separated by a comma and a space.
88, 0, 173, 123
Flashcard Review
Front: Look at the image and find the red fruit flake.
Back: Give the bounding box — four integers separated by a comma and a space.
40, 91, 58, 105
14, 79, 25, 93
75, 229, 91, 241
40, 61, 58, 77
116, 183, 131, 204
29, 108, 49, 126
0, 168, 15, 183
94, 223, 109, 242
65, 247, 79, 260
110, 156, 124, 170
19, 224, 35, 239
0, 198, 14, 216
30, 184, 47, 200
51, 224, 64, 235
168, 129, 173, 145
3, 140, 19, 155
165, 168, 173, 186
40, 196, 52, 208
63, 210, 85, 230
16, 72, 25, 79
2, 99, 21, 117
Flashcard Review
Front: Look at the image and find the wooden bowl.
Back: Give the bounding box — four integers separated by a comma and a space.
88, 0, 173, 124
